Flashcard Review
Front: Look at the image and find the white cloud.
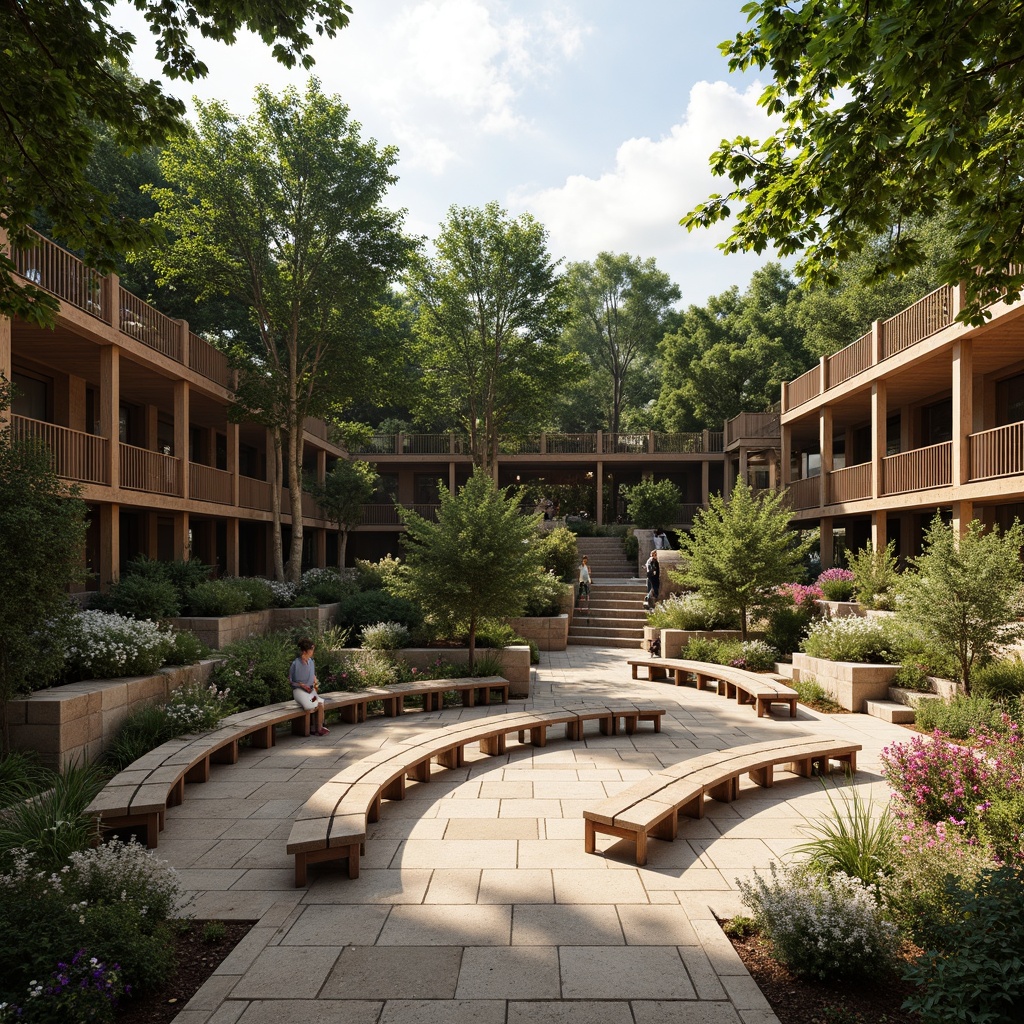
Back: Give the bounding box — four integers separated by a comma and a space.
511, 79, 781, 299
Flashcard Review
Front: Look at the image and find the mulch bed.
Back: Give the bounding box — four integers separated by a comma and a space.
116, 921, 256, 1024
724, 925, 923, 1024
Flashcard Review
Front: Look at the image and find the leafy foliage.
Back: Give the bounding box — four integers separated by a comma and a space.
683, 0, 1024, 324
308, 459, 379, 568
338, 591, 423, 642
677, 480, 814, 638
394, 470, 544, 669
801, 616, 898, 665
646, 592, 740, 631
534, 527, 579, 583
848, 540, 900, 610
895, 515, 1024, 691
622, 478, 682, 530
108, 573, 181, 619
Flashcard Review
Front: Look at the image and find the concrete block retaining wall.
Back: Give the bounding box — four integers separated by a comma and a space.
507, 614, 569, 651
168, 603, 341, 649
7, 661, 217, 770
790, 652, 899, 712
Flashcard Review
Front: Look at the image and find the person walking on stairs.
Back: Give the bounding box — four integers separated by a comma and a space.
577, 555, 592, 614
643, 549, 660, 610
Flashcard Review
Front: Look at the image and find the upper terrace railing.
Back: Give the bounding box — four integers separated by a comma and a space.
970, 422, 1024, 481
11, 415, 109, 485
882, 441, 952, 495
119, 287, 182, 361
784, 284, 959, 411
785, 475, 820, 510
827, 463, 872, 504
353, 431, 724, 458
120, 443, 181, 496
725, 413, 780, 446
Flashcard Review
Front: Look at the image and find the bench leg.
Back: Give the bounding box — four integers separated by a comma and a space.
295, 854, 308, 887
529, 725, 548, 747
635, 830, 648, 867
585, 819, 596, 854
632, 665, 639, 679
462, 688, 476, 707
756, 699, 767, 717
789, 699, 798, 719
497, 685, 509, 704
347, 844, 360, 880
368, 794, 381, 823
167, 776, 185, 807
212, 741, 239, 765
251, 724, 275, 748
408, 760, 431, 783
480, 734, 506, 756
383, 776, 406, 800
680, 794, 704, 819
749, 765, 774, 788
437, 746, 463, 770
707, 776, 739, 802
621, 713, 638, 735
598, 715, 615, 736
565, 720, 582, 741
185, 757, 211, 784
341, 705, 360, 724
292, 715, 311, 737
651, 812, 678, 843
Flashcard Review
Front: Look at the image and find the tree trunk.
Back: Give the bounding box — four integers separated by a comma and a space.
339, 527, 348, 570
270, 428, 286, 581
287, 418, 304, 584
740, 605, 748, 641
468, 611, 477, 673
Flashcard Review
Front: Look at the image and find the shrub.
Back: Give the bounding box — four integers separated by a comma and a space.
361, 621, 411, 650
474, 620, 525, 649
623, 531, 639, 562
524, 571, 567, 617
913, 693, 1005, 738
623, 478, 682, 529
352, 648, 402, 687
534, 527, 579, 582
164, 682, 234, 733
0, 752, 50, 810
162, 627, 210, 667
103, 704, 175, 772
228, 576, 276, 612
727, 639, 779, 672
849, 540, 899, 609
801, 616, 898, 664
903, 865, 1024, 1024
738, 862, 898, 981
62, 610, 175, 681
211, 632, 293, 709
794, 782, 899, 886
816, 567, 856, 601
793, 677, 844, 713
680, 636, 721, 663
354, 555, 403, 592
108, 572, 181, 619
646, 592, 739, 631
339, 590, 423, 641
290, 593, 319, 608
162, 557, 214, 598
297, 567, 357, 604
892, 661, 933, 692
972, 657, 1024, 700
265, 578, 297, 607
763, 601, 815, 657
185, 579, 249, 617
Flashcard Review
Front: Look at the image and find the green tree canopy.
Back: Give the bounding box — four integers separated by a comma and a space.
683, 0, 1024, 325
563, 252, 680, 435
309, 459, 379, 569
657, 263, 810, 429
394, 470, 544, 670
1, 0, 352, 326
0, 378, 88, 753
895, 515, 1024, 692
676, 479, 814, 639
407, 202, 577, 473
623, 478, 682, 530
149, 80, 413, 582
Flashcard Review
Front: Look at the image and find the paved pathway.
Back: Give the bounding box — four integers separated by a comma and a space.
166, 646, 910, 1024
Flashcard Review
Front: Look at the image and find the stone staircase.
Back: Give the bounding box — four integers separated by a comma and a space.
568, 537, 647, 649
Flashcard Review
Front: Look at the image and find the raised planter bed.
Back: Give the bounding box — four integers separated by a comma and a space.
6, 660, 217, 770
659, 628, 764, 659
168, 602, 341, 649
815, 600, 867, 619
507, 614, 570, 651
790, 652, 899, 712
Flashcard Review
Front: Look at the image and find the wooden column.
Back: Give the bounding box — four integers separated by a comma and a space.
173, 512, 190, 560
819, 516, 834, 568
99, 345, 120, 490
952, 339, 973, 486
952, 500, 974, 540
227, 421, 239, 507
780, 423, 792, 488
701, 458, 710, 507
596, 461, 604, 525
100, 503, 120, 588
0, 317, 11, 423
174, 380, 189, 500
738, 447, 749, 490
819, 406, 833, 507
314, 528, 327, 568
226, 518, 239, 576
448, 461, 456, 495
871, 381, 887, 499
316, 448, 327, 484
871, 510, 886, 551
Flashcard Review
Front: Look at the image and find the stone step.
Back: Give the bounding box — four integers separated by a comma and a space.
568, 635, 644, 649
865, 700, 916, 724
581, 607, 647, 619
570, 615, 646, 629
568, 625, 646, 640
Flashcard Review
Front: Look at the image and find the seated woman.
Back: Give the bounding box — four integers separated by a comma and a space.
290, 638, 328, 736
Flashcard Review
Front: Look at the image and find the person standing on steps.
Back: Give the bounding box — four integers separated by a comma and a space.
644, 549, 660, 610
577, 555, 592, 613
290, 638, 328, 736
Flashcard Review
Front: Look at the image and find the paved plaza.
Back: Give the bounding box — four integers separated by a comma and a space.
164, 646, 910, 1024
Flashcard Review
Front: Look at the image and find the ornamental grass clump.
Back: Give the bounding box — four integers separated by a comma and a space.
737, 861, 899, 981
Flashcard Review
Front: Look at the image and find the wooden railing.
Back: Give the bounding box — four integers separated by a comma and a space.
788, 365, 821, 409
882, 441, 951, 495
970, 422, 1024, 481
118, 288, 182, 361
827, 463, 872, 504
499, 436, 542, 455
725, 413, 780, 445
604, 432, 650, 454
882, 285, 955, 359
189, 463, 232, 504
403, 433, 455, 455
827, 332, 872, 388
238, 475, 273, 511
120, 444, 181, 495
677, 502, 703, 523
189, 334, 231, 388
8, 228, 109, 323
546, 433, 598, 455
11, 415, 109, 484
785, 476, 821, 510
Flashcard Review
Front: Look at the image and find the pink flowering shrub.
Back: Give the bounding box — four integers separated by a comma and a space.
816, 567, 856, 601
777, 582, 824, 608
882, 724, 1024, 862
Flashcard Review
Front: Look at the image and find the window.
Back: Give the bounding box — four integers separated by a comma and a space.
997, 372, 1024, 426
886, 414, 901, 457
11, 372, 49, 421
921, 399, 952, 446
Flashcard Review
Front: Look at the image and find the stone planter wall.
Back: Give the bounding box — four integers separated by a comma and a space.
7, 661, 217, 770
388, 646, 532, 699
659, 629, 763, 659
168, 602, 341, 649
507, 614, 569, 652
815, 600, 867, 619
790, 652, 899, 712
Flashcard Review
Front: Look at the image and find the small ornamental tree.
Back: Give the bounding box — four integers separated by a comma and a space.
623, 478, 682, 530
0, 377, 88, 752
309, 459, 379, 569
896, 515, 1024, 693
676, 479, 815, 639
394, 469, 544, 670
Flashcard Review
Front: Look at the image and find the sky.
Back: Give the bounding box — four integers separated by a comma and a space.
113, 0, 781, 308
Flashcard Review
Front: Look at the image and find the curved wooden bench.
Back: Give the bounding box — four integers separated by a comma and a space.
288, 703, 667, 885
87, 675, 511, 848
629, 658, 798, 718
583, 734, 861, 865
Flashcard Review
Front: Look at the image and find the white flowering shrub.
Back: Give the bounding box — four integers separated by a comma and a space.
738, 862, 899, 981
63, 610, 175, 681
732, 639, 780, 671
361, 621, 411, 651
164, 682, 234, 733
647, 592, 739, 630
801, 615, 898, 664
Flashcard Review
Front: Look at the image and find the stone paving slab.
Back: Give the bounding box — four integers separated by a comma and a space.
165, 645, 911, 1024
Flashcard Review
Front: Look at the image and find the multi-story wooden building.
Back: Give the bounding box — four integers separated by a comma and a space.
2, 229, 346, 589
780, 283, 1024, 564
